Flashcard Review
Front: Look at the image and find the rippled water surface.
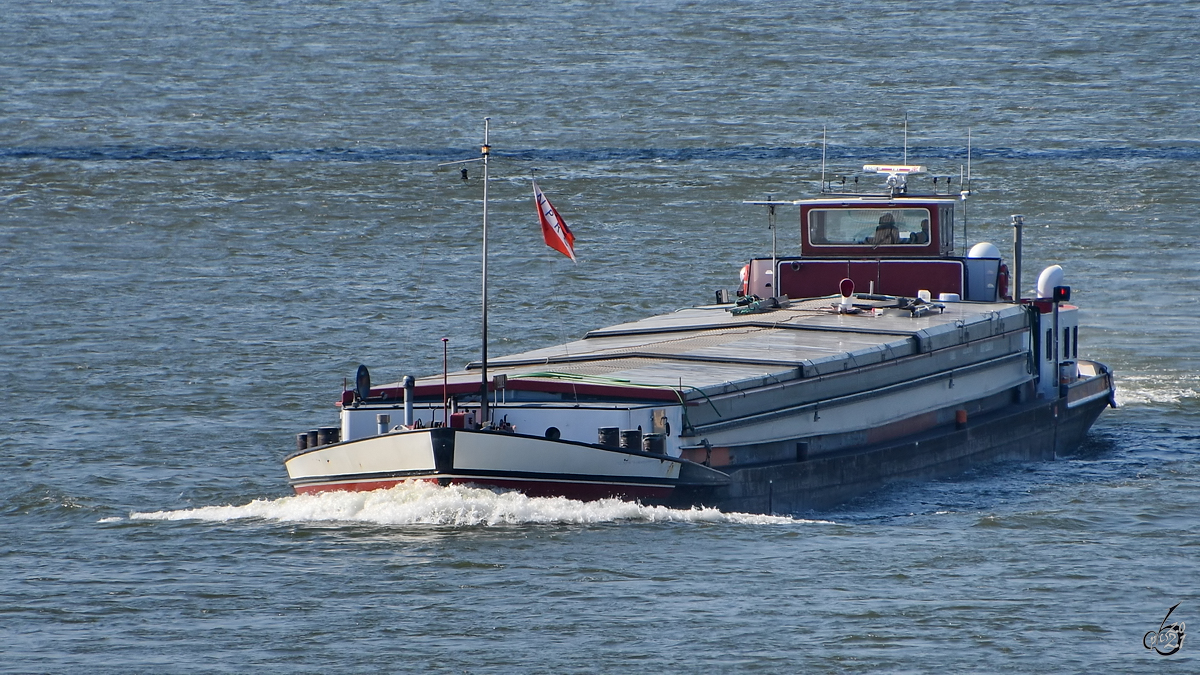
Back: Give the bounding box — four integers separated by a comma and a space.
2, 1, 1198, 672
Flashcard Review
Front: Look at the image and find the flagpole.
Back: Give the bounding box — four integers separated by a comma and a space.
436, 118, 493, 425
480, 118, 491, 424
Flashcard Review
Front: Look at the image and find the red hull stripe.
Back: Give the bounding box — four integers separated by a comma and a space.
294, 475, 673, 501
366, 378, 682, 403
289, 454, 682, 490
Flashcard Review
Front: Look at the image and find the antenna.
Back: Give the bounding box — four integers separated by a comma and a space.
960, 164, 966, 246
967, 127, 972, 190
903, 114, 908, 166
960, 127, 973, 248
820, 126, 827, 192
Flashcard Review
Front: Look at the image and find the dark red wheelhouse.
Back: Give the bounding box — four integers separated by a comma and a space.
742, 165, 1005, 302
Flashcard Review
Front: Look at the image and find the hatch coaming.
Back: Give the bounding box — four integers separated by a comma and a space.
683, 326, 1031, 431
349, 300, 1032, 451
687, 351, 1033, 449
370, 298, 1031, 408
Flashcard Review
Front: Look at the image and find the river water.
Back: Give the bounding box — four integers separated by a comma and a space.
2, 1, 1197, 672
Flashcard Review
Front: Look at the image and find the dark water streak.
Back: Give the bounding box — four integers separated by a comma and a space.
6, 144, 1200, 164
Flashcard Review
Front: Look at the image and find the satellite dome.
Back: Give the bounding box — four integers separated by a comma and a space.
1036, 265, 1065, 299
968, 242, 1001, 259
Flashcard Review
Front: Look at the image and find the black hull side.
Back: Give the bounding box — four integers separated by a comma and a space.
672, 394, 1112, 514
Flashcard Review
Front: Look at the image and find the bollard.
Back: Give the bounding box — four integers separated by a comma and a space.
317, 426, 339, 446
642, 434, 665, 454
619, 429, 643, 451
598, 427, 620, 448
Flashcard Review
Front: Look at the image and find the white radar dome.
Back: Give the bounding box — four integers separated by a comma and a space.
967, 242, 1001, 259
1036, 265, 1065, 299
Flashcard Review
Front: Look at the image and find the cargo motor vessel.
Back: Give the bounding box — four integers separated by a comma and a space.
285, 158, 1115, 513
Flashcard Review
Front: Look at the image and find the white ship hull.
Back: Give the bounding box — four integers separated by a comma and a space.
287, 427, 715, 501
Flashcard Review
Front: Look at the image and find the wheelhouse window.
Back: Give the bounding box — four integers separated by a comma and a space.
808, 208, 932, 247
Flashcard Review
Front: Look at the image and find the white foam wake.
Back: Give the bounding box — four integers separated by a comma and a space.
1113, 374, 1198, 407
119, 481, 821, 527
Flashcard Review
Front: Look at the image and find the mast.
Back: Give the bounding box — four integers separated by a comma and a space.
480, 118, 491, 423
437, 117, 493, 423
742, 197, 797, 295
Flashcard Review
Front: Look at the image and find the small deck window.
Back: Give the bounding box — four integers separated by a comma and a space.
809, 208, 932, 247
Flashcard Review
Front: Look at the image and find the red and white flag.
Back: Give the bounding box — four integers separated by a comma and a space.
533, 180, 576, 262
